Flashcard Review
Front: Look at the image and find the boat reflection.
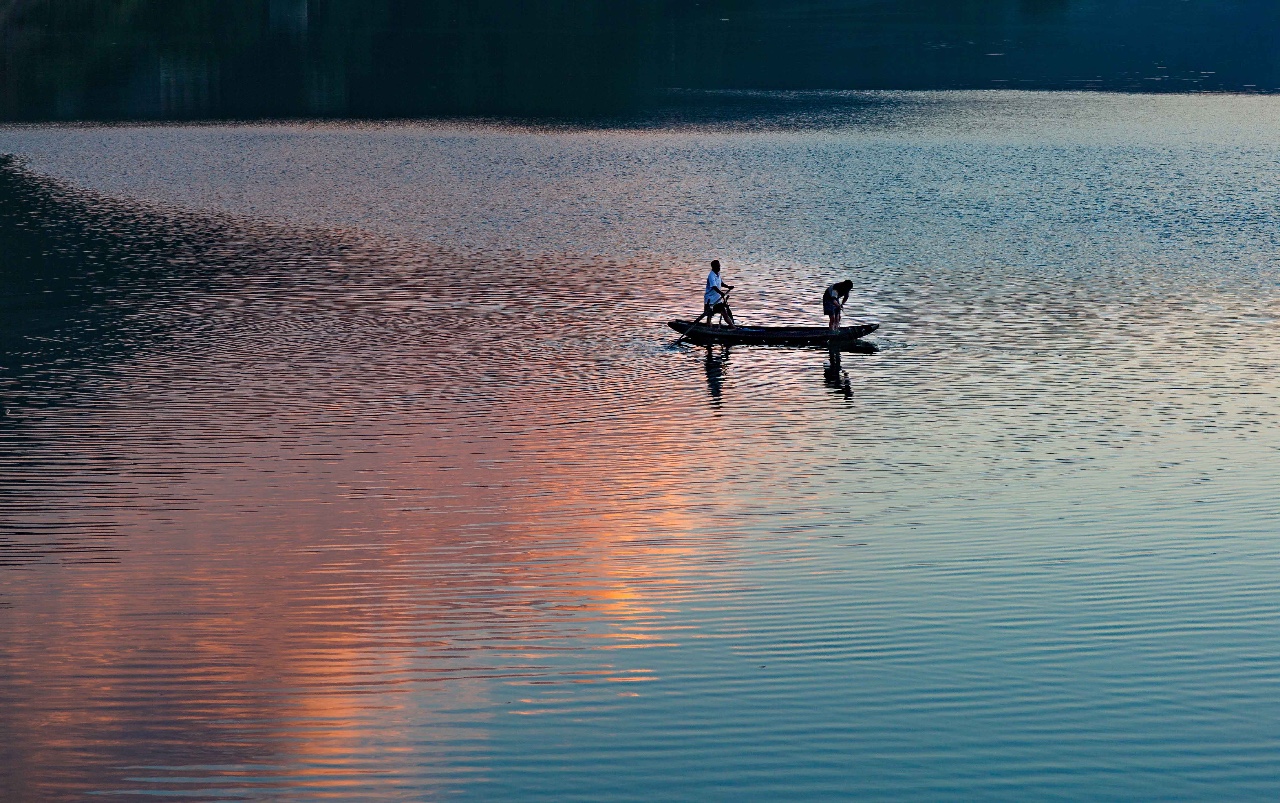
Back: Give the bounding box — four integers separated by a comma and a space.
699, 342, 878, 408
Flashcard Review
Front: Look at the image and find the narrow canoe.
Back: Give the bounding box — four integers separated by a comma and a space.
668, 320, 879, 346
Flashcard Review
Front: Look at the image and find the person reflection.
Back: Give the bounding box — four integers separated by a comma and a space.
703, 345, 730, 410
824, 347, 853, 400
822, 342, 876, 401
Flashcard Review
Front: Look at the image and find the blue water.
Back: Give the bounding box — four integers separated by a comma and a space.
2, 92, 1280, 800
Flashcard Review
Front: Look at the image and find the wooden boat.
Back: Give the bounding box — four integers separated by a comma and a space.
668, 320, 878, 346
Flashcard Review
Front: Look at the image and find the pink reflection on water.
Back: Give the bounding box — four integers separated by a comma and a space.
0, 339, 722, 798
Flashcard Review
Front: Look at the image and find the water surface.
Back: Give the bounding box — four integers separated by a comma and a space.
3, 92, 1280, 800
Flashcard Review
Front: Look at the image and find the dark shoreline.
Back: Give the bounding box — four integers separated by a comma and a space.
3, 0, 1277, 122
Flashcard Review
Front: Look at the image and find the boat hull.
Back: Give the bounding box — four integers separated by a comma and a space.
668, 320, 878, 346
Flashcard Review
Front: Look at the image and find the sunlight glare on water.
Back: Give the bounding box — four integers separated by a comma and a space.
2, 92, 1280, 800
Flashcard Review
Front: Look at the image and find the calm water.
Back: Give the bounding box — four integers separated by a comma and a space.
3, 92, 1280, 800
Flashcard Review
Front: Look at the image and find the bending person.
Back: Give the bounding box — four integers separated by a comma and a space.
823, 279, 853, 330
704, 259, 735, 327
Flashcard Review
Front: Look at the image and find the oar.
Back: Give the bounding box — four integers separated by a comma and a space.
673, 309, 709, 345
674, 289, 731, 345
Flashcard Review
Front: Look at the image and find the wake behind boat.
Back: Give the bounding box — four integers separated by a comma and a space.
668, 320, 878, 346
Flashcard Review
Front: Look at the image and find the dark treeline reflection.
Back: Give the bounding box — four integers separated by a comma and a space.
0, 155, 348, 416
1, 0, 1277, 121
0, 155, 175, 393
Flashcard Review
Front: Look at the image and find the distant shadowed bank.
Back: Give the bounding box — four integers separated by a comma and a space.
1, 0, 1277, 122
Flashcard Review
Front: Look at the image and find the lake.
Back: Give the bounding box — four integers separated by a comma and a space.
3, 91, 1280, 799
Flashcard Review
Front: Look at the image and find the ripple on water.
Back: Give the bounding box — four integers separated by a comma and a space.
4, 96, 1280, 800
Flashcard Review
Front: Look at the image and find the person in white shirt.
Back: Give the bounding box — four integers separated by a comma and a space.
703, 260, 735, 327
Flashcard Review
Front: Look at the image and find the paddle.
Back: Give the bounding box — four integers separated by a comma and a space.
675, 288, 732, 345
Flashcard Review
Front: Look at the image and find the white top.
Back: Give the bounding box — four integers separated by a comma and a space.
704, 270, 725, 305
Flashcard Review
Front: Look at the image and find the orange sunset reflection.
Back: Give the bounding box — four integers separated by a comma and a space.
0, 367, 721, 799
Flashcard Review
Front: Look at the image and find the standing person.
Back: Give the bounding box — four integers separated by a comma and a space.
704, 260, 735, 327
823, 279, 853, 330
